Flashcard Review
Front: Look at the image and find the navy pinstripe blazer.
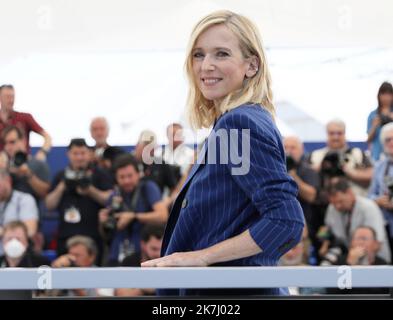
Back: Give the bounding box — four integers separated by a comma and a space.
162, 104, 305, 270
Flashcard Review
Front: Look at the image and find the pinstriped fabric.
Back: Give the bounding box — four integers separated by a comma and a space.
162, 104, 305, 267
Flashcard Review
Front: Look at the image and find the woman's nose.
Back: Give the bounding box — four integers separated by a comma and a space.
201, 55, 215, 71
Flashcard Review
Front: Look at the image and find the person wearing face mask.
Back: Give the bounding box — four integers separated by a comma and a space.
0, 220, 49, 267
0, 221, 49, 299
0, 169, 38, 250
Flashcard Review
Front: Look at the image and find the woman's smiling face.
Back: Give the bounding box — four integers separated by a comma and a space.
192, 24, 251, 103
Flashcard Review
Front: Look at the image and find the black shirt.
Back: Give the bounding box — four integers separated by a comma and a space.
142, 162, 178, 194
0, 250, 50, 299
11, 158, 51, 206
0, 250, 50, 268
50, 166, 113, 239
296, 159, 320, 225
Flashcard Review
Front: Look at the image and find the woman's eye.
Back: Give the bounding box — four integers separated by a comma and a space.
193, 52, 204, 58
216, 51, 229, 57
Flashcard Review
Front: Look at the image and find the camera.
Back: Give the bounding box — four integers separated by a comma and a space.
316, 226, 335, 242
64, 167, 93, 192
102, 195, 124, 238
384, 175, 393, 200
11, 151, 28, 167
320, 151, 349, 178
285, 155, 298, 172
380, 114, 393, 126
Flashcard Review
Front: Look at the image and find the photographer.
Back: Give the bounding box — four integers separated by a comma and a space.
133, 130, 179, 196
323, 226, 389, 295
0, 170, 38, 246
0, 84, 52, 160
0, 221, 49, 299
51, 235, 113, 297
367, 82, 393, 162
90, 117, 111, 168
283, 136, 319, 227
1, 126, 50, 205
309, 119, 373, 197
116, 223, 165, 297
322, 177, 390, 263
368, 122, 393, 259
45, 138, 113, 259
99, 154, 168, 266
158, 123, 195, 183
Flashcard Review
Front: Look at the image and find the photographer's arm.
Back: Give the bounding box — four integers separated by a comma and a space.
367, 116, 381, 143
289, 170, 317, 203
134, 201, 168, 224
16, 164, 50, 198
35, 131, 52, 161
84, 185, 112, 206
45, 181, 66, 210
343, 166, 373, 185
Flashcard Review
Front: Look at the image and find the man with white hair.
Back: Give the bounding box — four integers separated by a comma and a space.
368, 122, 393, 259
90, 117, 110, 166
283, 136, 319, 233
309, 119, 373, 196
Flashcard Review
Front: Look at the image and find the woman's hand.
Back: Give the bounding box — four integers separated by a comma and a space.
141, 251, 209, 267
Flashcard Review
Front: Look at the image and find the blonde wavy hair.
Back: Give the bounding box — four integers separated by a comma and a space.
185, 10, 275, 129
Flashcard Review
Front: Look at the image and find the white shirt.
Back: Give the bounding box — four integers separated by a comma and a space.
159, 144, 195, 175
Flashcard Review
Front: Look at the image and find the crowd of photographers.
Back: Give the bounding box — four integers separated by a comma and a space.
1, 81, 393, 296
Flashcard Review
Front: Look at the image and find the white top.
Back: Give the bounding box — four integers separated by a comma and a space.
325, 195, 391, 263
159, 144, 195, 175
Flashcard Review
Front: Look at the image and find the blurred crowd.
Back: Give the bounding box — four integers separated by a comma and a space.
0, 81, 393, 297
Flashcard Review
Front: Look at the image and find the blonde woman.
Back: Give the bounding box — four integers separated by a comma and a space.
143, 10, 304, 296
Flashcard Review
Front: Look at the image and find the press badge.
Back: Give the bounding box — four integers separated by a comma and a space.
64, 206, 81, 223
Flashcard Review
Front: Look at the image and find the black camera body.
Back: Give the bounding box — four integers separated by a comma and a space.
380, 114, 393, 126
11, 151, 28, 167
102, 194, 125, 239
285, 155, 298, 172
64, 167, 93, 192
384, 176, 393, 200
320, 151, 350, 178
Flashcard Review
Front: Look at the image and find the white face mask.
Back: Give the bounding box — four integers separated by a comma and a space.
4, 238, 27, 259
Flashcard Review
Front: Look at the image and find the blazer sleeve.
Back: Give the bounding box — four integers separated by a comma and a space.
219, 111, 305, 257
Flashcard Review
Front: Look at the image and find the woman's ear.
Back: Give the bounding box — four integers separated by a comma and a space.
245, 55, 260, 78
